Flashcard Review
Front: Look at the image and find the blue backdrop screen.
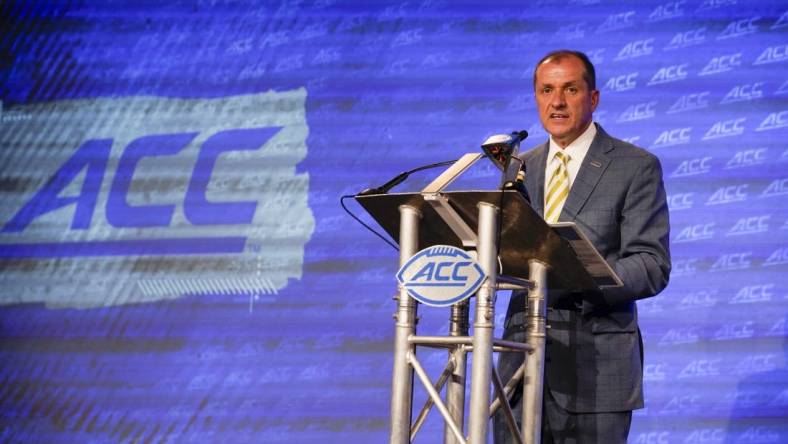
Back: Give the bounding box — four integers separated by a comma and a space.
1, 1, 786, 443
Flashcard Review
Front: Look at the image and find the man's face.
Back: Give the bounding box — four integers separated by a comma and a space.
534, 56, 599, 148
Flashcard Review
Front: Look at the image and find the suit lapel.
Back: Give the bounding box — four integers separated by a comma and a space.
560, 125, 614, 221
524, 142, 548, 217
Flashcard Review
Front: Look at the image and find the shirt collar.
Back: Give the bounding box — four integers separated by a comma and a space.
547, 122, 597, 162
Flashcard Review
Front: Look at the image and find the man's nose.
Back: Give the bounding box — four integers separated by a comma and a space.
550, 91, 566, 108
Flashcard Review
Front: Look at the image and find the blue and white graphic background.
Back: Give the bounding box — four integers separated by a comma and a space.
1, 1, 786, 442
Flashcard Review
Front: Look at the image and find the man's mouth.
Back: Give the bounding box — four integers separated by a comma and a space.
550, 113, 569, 120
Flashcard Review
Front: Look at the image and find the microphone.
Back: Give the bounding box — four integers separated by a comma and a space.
357, 172, 408, 196
480, 130, 528, 171
356, 159, 457, 196
357, 130, 529, 196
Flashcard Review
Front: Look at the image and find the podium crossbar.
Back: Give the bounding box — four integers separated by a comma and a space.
410, 356, 457, 440
496, 275, 535, 290
408, 336, 535, 353
492, 366, 524, 444
408, 352, 468, 444
489, 363, 525, 417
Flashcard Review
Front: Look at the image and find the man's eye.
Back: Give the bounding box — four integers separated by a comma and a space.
542, 88, 552, 94
568, 87, 578, 94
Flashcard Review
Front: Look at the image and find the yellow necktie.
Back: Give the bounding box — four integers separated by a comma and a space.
545, 151, 570, 223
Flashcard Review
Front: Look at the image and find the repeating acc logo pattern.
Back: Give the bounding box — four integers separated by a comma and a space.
0, 1, 785, 443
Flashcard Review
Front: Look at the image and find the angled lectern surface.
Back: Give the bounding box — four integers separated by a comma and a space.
357, 189, 614, 293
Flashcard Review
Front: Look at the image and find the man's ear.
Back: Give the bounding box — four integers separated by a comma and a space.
590, 89, 600, 112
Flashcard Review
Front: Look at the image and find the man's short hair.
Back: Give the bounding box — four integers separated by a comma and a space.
533, 50, 597, 91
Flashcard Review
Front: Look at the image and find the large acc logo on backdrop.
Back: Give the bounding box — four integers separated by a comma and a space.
0, 90, 314, 308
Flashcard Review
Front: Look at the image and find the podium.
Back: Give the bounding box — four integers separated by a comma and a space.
356, 155, 620, 444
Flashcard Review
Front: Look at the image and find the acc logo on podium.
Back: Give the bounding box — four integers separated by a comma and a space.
396, 245, 486, 307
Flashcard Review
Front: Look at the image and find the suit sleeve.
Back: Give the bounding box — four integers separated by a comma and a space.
601, 154, 671, 306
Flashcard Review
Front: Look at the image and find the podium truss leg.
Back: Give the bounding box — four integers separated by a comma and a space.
445, 300, 469, 444
468, 202, 499, 443
390, 205, 421, 444
521, 260, 548, 444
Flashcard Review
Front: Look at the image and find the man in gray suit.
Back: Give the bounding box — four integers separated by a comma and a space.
494, 50, 671, 443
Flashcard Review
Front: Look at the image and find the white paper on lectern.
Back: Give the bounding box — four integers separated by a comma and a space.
549, 222, 624, 288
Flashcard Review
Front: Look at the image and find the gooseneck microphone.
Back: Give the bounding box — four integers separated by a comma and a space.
356, 159, 458, 196
356, 172, 408, 196
357, 130, 529, 197
346, 130, 533, 251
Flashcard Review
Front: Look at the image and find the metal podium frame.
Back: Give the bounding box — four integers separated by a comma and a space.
356, 156, 618, 444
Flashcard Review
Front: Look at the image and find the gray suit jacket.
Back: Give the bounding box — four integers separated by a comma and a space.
504, 123, 671, 413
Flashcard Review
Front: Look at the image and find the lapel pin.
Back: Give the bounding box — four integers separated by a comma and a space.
590, 160, 602, 168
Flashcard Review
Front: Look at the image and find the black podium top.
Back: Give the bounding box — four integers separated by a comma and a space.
356, 190, 612, 292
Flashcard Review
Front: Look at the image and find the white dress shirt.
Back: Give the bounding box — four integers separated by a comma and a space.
544, 122, 597, 210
